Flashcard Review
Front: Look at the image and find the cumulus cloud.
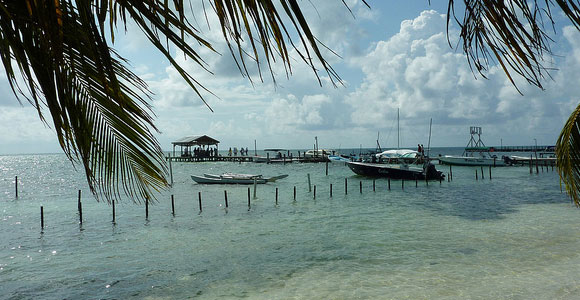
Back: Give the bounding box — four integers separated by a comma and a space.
346, 10, 580, 147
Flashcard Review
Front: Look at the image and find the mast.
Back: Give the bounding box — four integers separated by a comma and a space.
427, 118, 432, 158
397, 108, 400, 149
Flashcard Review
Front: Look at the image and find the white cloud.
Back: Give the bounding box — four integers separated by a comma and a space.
345, 10, 579, 147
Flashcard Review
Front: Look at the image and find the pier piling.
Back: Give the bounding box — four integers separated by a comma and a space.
294, 186, 297, 201
475, 169, 478, 180
224, 190, 228, 208
276, 188, 279, 204
388, 179, 391, 190
169, 158, 173, 186
489, 166, 492, 180
345, 178, 348, 195
145, 197, 149, 219
313, 185, 316, 199
40, 206, 44, 229
248, 188, 251, 208
373, 179, 376, 192
307, 173, 312, 192
360, 181, 362, 193
77, 190, 82, 224
253, 178, 257, 199
112, 200, 116, 223
326, 162, 329, 176
15, 176, 18, 198
402, 179, 404, 190
171, 195, 175, 216
198, 192, 202, 211
330, 184, 333, 197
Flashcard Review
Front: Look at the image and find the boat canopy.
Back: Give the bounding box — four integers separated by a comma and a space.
375, 149, 419, 158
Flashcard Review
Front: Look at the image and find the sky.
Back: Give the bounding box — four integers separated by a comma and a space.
1, 1, 579, 154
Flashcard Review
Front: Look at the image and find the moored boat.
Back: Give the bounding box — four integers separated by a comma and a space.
438, 155, 506, 166
346, 161, 444, 180
191, 173, 288, 184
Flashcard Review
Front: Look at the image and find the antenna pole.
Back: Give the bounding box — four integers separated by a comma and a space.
427, 118, 432, 158
397, 108, 400, 149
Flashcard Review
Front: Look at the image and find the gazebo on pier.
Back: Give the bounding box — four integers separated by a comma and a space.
172, 135, 220, 159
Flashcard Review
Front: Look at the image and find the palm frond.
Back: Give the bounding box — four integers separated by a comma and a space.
0, 0, 167, 203
0, 0, 366, 203
556, 103, 580, 207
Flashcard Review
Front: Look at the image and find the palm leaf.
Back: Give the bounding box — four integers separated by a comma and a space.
556, 103, 580, 207
0, 0, 366, 203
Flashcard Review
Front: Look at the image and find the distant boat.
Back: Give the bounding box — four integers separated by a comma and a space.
328, 154, 351, 163
438, 155, 506, 167
346, 161, 444, 180
252, 149, 293, 163
438, 126, 507, 167
191, 173, 288, 184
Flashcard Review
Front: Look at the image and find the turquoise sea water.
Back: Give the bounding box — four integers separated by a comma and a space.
1, 149, 579, 299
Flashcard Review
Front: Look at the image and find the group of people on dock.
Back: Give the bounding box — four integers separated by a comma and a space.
228, 147, 249, 156
184, 147, 218, 158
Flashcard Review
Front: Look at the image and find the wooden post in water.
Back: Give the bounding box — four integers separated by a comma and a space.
326, 161, 329, 176
307, 173, 312, 192
313, 185, 316, 199
536, 159, 539, 174
40, 206, 44, 229
253, 178, 257, 199
415, 179, 418, 188
450, 165, 453, 181
448, 173, 450, 182
360, 181, 362, 193
373, 179, 376, 192
475, 169, 478, 180
248, 188, 251, 208
224, 190, 228, 208
276, 188, 279, 204
198, 192, 202, 211
529, 155, 533, 174
402, 179, 404, 190
330, 184, 333, 197
388, 178, 391, 190
345, 178, 348, 194
294, 186, 296, 201
145, 197, 149, 219
480, 166, 484, 179
112, 200, 116, 223
171, 195, 175, 216
169, 157, 173, 186
489, 166, 492, 180
15, 176, 18, 198
77, 190, 82, 224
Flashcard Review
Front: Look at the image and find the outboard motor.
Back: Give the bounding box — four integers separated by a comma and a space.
425, 163, 445, 180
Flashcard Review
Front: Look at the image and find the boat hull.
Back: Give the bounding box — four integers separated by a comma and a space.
191, 174, 288, 184
346, 162, 443, 180
438, 155, 506, 166
191, 175, 267, 184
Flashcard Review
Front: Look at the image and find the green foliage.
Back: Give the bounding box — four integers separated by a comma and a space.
0, 0, 364, 203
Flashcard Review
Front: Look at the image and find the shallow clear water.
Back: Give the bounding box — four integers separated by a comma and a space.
1, 150, 579, 299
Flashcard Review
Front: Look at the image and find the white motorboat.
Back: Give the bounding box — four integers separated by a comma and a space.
438, 155, 506, 166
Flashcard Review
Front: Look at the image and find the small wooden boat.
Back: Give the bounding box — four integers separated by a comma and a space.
191, 173, 288, 184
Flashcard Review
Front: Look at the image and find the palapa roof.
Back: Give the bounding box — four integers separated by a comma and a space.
172, 135, 220, 146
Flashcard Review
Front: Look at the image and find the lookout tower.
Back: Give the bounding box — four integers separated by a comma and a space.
464, 126, 489, 152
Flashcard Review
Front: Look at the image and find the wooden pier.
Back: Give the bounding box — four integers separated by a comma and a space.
166, 154, 330, 163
